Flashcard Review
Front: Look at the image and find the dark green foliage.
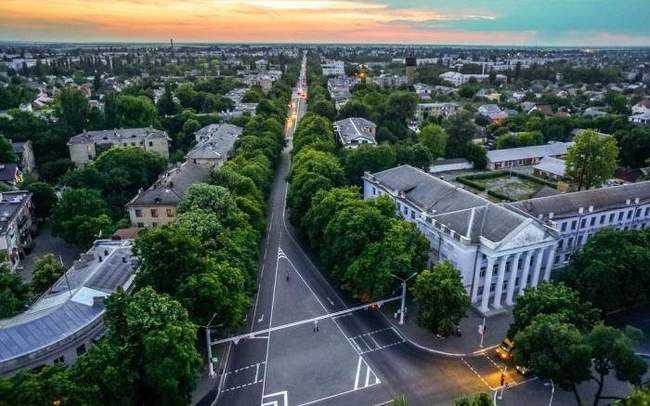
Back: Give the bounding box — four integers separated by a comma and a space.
412, 261, 470, 336
561, 228, 650, 313
30, 254, 65, 296
0, 264, 30, 318
51, 188, 114, 247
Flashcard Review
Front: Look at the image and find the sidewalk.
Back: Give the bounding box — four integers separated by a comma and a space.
381, 301, 513, 356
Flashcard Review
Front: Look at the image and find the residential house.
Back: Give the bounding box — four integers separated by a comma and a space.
67, 128, 170, 166
478, 104, 508, 123
0, 164, 22, 188
334, 118, 377, 149
415, 102, 460, 123
0, 191, 35, 270
321, 60, 345, 76
532, 156, 566, 181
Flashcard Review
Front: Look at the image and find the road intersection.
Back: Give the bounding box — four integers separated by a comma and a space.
199, 54, 534, 406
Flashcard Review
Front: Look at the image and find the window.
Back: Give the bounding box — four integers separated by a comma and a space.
609, 213, 615, 222
477, 286, 484, 295
571, 220, 577, 230
589, 217, 595, 226
137, 222, 144, 228
600, 215, 605, 224
150, 208, 158, 218
554, 255, 560, 264
76, 344, 86, 356
152, 222, 158, 228
567, 237, 573, 247
148, 141, 153, 147
645, 207, 650, 216
580, 219, 586, 228
166, 208, 175, 217
636, 209, 641, 218
627, 210, 633, 219
560, 222, 567, 232
53, 356, 64, 364
135, 209, 143, 218
558, 239, 564, 249
618, 212, 624, 221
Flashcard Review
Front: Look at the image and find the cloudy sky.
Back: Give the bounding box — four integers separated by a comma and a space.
1, 0, 649, 46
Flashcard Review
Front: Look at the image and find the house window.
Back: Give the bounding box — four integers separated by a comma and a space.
166, 208, 174, 217
618, 212, 624, 221
636, 210, 641, 218
560, 222, 567, 232
571, 220, 577, 230
645, 207, 650, 216
53, 356, 64, 364
627, 210, 633, 219
609, 213, 615, 222
76, 344, 86, 356
558, 239, 564, 249
600, 215, 605, 224
580, 219, 586, 228
148, 141, 153, 147
589, 217, 595, 226
135, 209, 143, 218
150, 209, 158, 218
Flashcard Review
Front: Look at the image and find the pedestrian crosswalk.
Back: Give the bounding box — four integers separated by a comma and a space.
347, 327, 405, 355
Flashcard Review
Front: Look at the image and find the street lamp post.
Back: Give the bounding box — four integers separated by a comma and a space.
391, 272, 418, 325
202, 313, 218, 378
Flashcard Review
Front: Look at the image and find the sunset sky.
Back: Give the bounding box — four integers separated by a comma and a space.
1, 0, 649, 46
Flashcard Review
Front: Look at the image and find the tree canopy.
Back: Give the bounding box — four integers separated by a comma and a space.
565, 129, 619, 190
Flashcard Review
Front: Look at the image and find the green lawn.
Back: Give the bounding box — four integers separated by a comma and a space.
472, 175, 545, 201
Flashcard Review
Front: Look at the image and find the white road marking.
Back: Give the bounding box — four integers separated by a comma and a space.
255, 363, 261, 383
461, 357, 495, 391
260, 247, 282, 399
224, 361, 266, 376
250, 284, 262, 331
262, 391, 288, 406
353, 356, 380, 390
353, 357, 362, 390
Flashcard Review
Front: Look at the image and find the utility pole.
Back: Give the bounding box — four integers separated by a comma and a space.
391, 272, 418, 325
203, 313, 218, 378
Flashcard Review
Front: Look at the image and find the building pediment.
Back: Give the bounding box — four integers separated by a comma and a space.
494, 220, 552, 251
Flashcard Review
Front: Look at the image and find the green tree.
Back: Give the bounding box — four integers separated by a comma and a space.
58, 87, 89, 133
443, 112, 478, 158
617, 386, 650, 405
178, 183, 243, 228
464, 142, 487, 169
51, 188, 114, 247
343, 221, 429, 301
0, 264, 30, 318
25, 181, 57, 219
565, 129, 619, 190
509, 282, 600, 338
30, 254, 64, 295
514, 314, 593, 406
343, 144, 396, 185
588, 325, 647, 405
418, 124, 448, 159
561, 228, 650, 313
177, 260, 250, 328
453, 392, 493, 406
156, 85, 179, 116
134, 225, 204, 295
311, 99, 336, 121
617, 128, 650, 168
105, 94, 160, 128
412, 261, 470, 336
0, 135, 16, 163
302, 186, 361, 249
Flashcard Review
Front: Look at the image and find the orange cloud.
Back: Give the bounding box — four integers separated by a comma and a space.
0, 0, 517, 44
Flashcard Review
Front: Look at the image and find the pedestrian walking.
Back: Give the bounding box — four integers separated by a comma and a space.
313, 320, 319, 332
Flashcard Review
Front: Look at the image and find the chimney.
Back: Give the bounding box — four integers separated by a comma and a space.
578, 207, 584, 214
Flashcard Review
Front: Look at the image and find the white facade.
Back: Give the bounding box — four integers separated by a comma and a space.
364, 165, 650, 315
363, 166, 557, 314
321, 60, 345, 76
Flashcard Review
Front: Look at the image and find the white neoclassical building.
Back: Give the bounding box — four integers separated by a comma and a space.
363, 165, 650, 315
363, 165, 558, 314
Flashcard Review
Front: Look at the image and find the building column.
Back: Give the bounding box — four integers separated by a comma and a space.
530, 248, 545, 288
470, 255, 483, 303
505, 252, 522, 306
542, 245, 557, 282
480, 256, 496, 313
518, 250, 533, 296
492, 255, 509, 309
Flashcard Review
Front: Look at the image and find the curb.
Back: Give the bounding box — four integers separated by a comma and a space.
380, 312, 499, 358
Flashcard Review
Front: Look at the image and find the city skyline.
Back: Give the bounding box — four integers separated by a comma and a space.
1, 0, 649, 46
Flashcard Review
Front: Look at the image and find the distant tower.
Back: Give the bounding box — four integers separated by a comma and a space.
170, 39, 175, 58
405, 53, 417, 84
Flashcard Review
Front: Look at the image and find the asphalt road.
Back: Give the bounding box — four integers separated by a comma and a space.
201, 54, 533, 406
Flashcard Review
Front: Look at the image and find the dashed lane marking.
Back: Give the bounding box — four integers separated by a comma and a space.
461, 357, 495, 391
222, 380, 263, 393
223, 361, 266, 376
348, 327, 405, 355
